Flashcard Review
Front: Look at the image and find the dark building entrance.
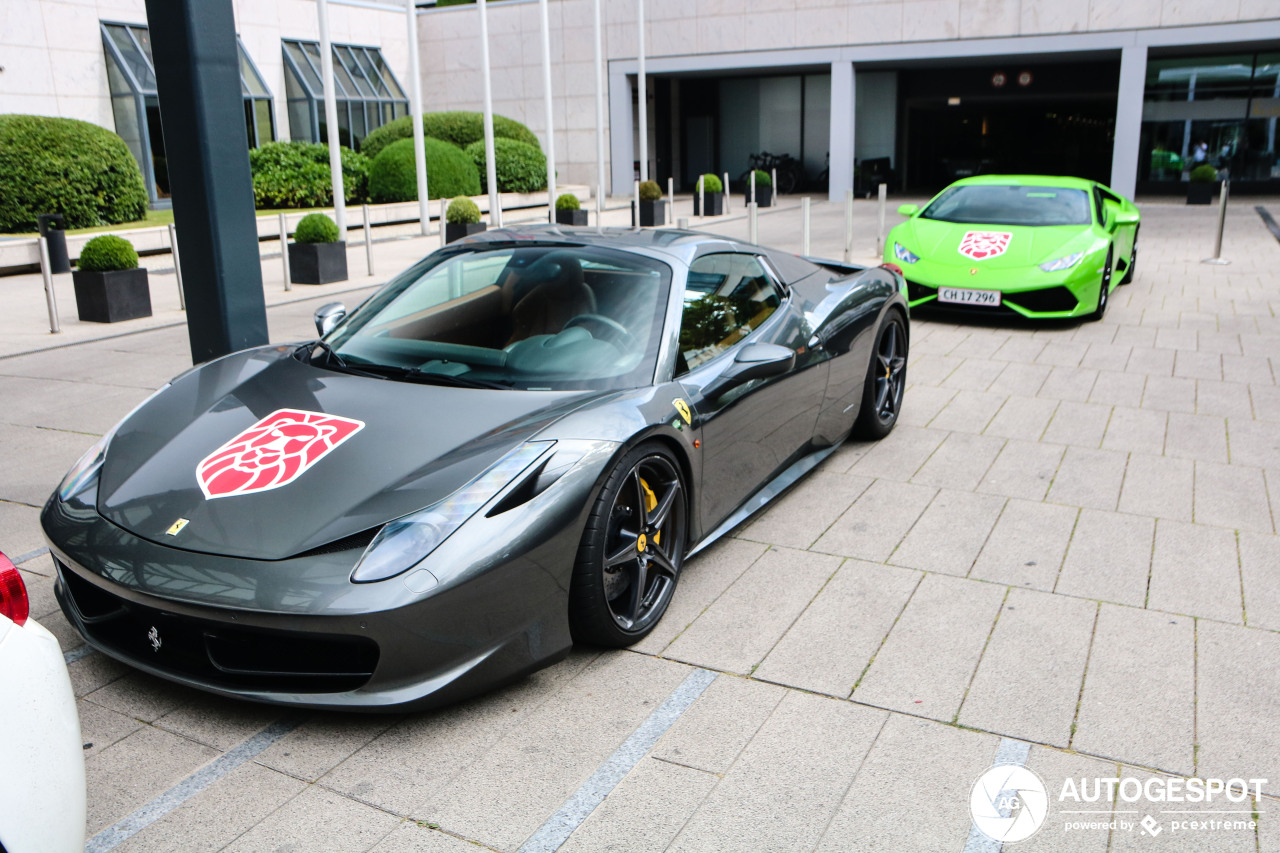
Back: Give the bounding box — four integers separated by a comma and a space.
899, 59, 1120, 193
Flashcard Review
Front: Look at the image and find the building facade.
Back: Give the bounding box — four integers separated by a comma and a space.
2, 0, 413, 203
416, 0, 1280, 200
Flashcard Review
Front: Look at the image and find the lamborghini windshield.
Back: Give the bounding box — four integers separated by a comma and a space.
922, 185, 1092, 226
321, 244, 673, 391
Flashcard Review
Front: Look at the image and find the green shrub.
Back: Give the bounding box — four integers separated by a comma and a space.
697, 173, 723, 194
248, 141, 368, 209
361, 112, 540, 161
368, 137, 481, 202
294, 213, 340, 244
447, 197, 481, 224
1190, 164, 1218, 182
77, 234, 139, 272
465, 138, 547, 194
0, 115, 147, 233
555, 193, 580, 211
747, 169, 771, 187
638, 180, 662, 202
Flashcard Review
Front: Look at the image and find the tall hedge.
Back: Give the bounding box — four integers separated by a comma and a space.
361, 111, 540, 161
465, 138, 547, 194
0, 115, 148, 233
248, 141, 369, 209
368, 137, 481, 202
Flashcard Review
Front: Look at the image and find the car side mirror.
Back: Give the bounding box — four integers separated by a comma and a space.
706, 343, 796, 398
897, 204, 919, 217
314, 302, 347, 337
1115, 209, 1140, 226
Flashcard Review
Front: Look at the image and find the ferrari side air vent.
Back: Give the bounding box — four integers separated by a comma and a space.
487, 459, 552, 517
293, 528, 378, 559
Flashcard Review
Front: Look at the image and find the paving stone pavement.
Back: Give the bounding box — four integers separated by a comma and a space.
4, 196, 1280, 851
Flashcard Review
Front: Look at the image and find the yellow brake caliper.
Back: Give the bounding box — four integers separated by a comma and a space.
639, 477, 660, 545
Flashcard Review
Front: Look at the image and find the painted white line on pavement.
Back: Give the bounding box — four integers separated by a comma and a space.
517, 666, 719, 853
963, 737, 1032, 853
83, 715, 304, 853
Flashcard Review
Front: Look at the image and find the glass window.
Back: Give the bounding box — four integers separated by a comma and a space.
282, 39, 409, 151
325, 246, 673, 391
921, 184, 1092, 226
678, 254, 783, 373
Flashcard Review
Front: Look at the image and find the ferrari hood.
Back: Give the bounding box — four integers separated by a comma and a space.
896, 220, 1091, 270
96, 346, 599, 560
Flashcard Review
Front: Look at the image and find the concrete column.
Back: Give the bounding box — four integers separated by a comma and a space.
1110, 42, 1147, 200
829, 61, 855, 203
609, 67, 634, 196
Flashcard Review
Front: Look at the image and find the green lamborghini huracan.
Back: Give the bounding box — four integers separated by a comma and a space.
885, 175, 1140, 321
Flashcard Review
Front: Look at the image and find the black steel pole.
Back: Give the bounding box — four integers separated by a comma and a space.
144, 0, 269, 363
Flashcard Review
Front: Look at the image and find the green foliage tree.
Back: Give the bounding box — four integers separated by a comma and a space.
697, 173, 723, 193
77, 234, 139, 271
368, 137, 481, 202
248, 141, 368, 209
638, 180, 662, 202
556, 193, 581, 211
465, 138, 547, 194
294, 213, 340, 244
446, 197, 481, 224
360, 111, 540, 161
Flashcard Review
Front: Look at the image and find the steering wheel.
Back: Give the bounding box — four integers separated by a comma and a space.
564, 314, 635, 351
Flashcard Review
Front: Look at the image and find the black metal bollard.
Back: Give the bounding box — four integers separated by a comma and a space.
37, 214, 70, 273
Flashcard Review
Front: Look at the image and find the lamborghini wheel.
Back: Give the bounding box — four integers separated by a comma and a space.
1089, 246, 1113, 322
852, 312, 907, 440
569, 443, 687, 646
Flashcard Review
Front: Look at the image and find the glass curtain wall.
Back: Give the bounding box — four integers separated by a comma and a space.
101, 22, 274, 202
1139, 52, 1280, 187
281, 40, 408, 151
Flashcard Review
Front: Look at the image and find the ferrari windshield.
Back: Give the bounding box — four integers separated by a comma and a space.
322, 244, 673, 391
921, 185, 1092, 226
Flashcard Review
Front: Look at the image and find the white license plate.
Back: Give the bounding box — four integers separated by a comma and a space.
938, 287, 1001, 306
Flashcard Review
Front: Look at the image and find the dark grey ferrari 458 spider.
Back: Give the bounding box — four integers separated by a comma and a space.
43, 225, 909, 711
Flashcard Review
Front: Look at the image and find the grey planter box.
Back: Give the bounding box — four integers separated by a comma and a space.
72, 267, 152, 323
693, 193, 724, 216
745, 185, 773, 207
639, 200, 665, 227
289, 241, 348, 284
555, 209, 588, 226
445, 222, 487, 244
1187, 181, 1219, 205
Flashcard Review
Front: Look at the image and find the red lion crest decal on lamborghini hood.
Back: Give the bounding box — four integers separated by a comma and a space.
196, 409, 364, 499
957, 230, 1013, 261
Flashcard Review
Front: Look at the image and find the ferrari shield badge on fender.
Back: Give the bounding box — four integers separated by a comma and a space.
673, 398, 692, 424
196, 409, 365, 500
957, 231, 1013, 261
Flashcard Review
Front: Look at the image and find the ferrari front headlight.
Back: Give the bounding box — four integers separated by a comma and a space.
893, 242, 920, 264
1039, 251, 1085, 272
58, 434, 110, 503
350, 441, 554, 583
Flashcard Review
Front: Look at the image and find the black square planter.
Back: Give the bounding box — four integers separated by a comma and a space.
289, 241, 348, 284
693, 193, 724, 216
639, 200, 665, 227
1187, 182, 1219, 205
745, 185, 773, 207
71, 268, 152, 323
445, 222, 487, 244
555, 209, 588, 226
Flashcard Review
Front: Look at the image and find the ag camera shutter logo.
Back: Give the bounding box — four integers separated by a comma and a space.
970, 765, 1049, 843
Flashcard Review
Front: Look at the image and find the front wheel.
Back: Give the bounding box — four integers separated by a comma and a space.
852, 312, 908, 440
1120, 227, 1139, 285
1089, 246, 1113, 322
569, 443, 688, 646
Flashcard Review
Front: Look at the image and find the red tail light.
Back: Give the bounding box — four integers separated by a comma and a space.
0, 552, 29, 627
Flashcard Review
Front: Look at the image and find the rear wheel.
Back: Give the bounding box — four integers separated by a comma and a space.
852, 312, 908, 439
1089, 246, 1113, 322
569, 443, 687, 646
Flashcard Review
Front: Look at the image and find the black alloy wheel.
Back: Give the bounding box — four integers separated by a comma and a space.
853, 312, 907, 439
569, 443, 687, 646
1090, 246, 1113, 322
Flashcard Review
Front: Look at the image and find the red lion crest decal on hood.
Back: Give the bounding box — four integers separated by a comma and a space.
957, 230, 1013, 261
196, 409, 364, 500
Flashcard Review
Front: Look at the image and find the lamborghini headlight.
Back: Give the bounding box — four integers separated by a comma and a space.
1039, 251, 1085, 272
350, 441, 554, 583
893, 242, 920, 264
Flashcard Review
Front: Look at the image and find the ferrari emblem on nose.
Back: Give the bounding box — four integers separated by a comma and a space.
166, 518, 189, 536
147, 626, 162, 652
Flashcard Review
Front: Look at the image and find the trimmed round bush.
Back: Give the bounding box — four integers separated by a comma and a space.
294, 213, 340, 244
77, 234, 139, 272
361, 112, 541, 161
447, 197, 481, 224
464, 138, 547, 194
368, 137, 481, 202
1190, 164, 1218, 182
0, 115, 148, 233
556, 193, 580, 211
697, 173, 723, 193
638, 180, 662, 202
747, 169, 771, 187
248, 141, 368, 209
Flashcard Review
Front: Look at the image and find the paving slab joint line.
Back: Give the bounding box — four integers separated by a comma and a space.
82, 715, 305, 853
962, 737, 1033, 853
516, 667, 718, 853
11, 545, 49, 565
